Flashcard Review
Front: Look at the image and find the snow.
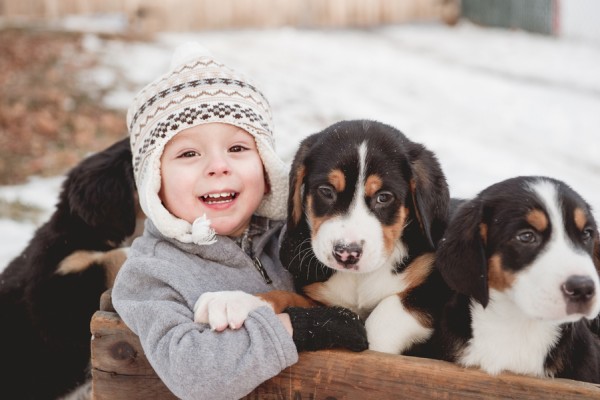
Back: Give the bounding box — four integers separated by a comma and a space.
2, 22, 599, 271
0, 176, 63, 264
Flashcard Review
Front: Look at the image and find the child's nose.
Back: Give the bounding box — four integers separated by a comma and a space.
206, 154, 230, 176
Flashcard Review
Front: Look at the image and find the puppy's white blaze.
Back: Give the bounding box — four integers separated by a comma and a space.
460, 291, 561, 377
317, 263, 409, 318
312, 141, 389, 273
366, 295, 433, 354
512, 180, 600, 322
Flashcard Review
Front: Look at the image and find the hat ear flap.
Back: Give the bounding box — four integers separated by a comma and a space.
406, 143, 449, 250
436, 198, 490, 307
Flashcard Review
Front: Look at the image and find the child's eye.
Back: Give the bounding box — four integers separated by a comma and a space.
179, 150, 199, 158
229, 145, 248, 153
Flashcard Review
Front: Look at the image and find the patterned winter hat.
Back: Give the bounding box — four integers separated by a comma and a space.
128, 42, 288, 244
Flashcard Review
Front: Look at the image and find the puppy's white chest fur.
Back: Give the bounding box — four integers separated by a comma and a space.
459, 290, 561, 377
316, 264, 406, 318
312, 263, 433, 354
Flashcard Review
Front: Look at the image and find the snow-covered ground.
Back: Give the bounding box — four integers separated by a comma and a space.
2, 22, 599, 270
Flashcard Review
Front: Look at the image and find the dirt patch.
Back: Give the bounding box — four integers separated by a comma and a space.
0, 198, 43, 222
0, 27, 127, 185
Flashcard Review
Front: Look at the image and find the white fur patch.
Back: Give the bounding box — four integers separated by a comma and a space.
315, 262, 408, 318
366, 295, 433, 354
193, 291, 270, 331
460, 290, 560, 377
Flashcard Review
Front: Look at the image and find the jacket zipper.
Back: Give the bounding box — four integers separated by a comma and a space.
252, 257, 272, 284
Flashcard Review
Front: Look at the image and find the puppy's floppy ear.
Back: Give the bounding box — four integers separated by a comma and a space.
63, 138, 136, 244
286, 133, 321, 230
406, 142, 450, 249
436, 198, 489, 307
281, 132, 333, 290
593, 233, 600, 273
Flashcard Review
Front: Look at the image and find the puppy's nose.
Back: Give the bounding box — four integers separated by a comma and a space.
333, 242, 363, 267
562, 275, 596, 303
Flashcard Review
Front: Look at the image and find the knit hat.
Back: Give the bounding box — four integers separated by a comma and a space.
127, 43, 288, 245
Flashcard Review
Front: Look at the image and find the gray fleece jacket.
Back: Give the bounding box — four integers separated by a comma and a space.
112, 219, 298, 400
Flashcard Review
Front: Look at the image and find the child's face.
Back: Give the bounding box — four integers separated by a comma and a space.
159, 123, 267, 237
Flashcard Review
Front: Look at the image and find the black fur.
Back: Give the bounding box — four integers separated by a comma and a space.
0, 138, 137, 399
286, 306, 368, 352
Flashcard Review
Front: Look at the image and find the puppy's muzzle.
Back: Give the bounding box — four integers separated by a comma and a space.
561, 275, 596, 315
333, 242, 363, 268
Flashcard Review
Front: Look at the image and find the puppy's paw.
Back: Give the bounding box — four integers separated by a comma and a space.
193, 291, 271, 331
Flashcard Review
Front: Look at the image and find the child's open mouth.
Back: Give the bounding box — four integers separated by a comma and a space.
200, 192, 238, 205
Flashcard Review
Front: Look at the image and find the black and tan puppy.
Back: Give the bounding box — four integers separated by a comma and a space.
433, 176, 600, 383
262, 120, 450, 354
0, 138, 139, 399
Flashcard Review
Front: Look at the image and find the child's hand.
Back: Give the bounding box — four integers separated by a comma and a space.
193, 291, 271, 331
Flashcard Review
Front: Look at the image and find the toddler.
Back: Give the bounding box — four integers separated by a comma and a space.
112, 43, 366, 400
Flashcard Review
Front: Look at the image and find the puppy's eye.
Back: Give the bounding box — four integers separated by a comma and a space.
516, 230, 536, 244
582, 228, 594, 241
376, 191, 394, 205
317, 185, 336, 202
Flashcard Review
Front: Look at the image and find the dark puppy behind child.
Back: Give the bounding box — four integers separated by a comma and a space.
0, 138, 138, 399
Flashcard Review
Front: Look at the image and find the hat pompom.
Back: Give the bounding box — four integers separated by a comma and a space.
191, 214, 217, 245
170, 42, 212, 70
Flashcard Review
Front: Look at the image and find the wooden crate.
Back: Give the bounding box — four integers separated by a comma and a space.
91, 291, 600, 399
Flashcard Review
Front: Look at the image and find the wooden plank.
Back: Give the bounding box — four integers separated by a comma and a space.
90, 310, 178, 399
91, 309, 600, 400
92, 370, 176, 400
247, 350, 600, 400
91, 311, 154, 376
99, 289, 114, 312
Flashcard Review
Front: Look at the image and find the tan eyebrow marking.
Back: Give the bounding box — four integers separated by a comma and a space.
328, 169, 346, 192
526, 209, 548, 232
574, 208, 587, 231
365, 174, 383, 198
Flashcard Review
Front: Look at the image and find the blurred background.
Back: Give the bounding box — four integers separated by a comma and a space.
1, 0, 599, 268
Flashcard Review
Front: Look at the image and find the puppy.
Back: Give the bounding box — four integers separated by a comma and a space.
267, 120, 450, 354
433, 176, 600, 383
0, 138, 140, 399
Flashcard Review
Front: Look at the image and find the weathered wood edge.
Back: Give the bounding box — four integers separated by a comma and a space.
90, 310, 600, 400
